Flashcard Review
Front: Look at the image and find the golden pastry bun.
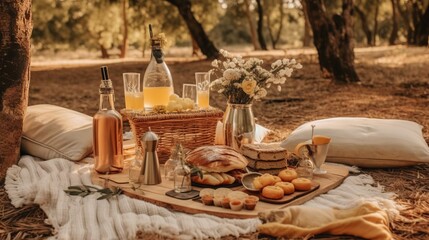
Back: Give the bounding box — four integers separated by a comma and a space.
253, 173, 278, 190
185, 145, 248, 173
291, 178, 312, 191
261, 186, 284, 199
274, 182, 295, 195
278, 169, 298, 182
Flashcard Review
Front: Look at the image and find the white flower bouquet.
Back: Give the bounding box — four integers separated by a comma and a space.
209, 49, 303, 104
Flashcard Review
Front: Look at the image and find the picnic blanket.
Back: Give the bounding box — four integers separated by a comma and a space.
5, 156, 399, 239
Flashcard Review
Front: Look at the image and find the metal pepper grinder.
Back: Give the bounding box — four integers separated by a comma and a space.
139, 127, 162, 185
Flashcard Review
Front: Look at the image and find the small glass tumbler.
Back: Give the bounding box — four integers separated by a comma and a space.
182, 84, 197, 104
129, 148, 143, 190
123, 72, 144, 111
195, 72, 210, 109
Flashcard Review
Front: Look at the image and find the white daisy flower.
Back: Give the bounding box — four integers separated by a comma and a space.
223, 69, 241, 81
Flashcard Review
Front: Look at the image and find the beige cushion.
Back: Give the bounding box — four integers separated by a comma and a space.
281, 117, 429, 168
21, 104, 93, 161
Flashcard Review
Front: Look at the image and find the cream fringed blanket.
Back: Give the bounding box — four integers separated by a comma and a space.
6, 156, 399, 239
5, 156, 260, 239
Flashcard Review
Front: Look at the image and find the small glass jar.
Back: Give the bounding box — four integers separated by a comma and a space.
164, 158, 178, 181
129, 148, 143, 190
173, 162, 192, 193
164, 144, 181, 181
296, 156, 314, 180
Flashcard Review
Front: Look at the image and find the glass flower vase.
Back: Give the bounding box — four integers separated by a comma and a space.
173, 163, 192, 193
223, 103, 255, 151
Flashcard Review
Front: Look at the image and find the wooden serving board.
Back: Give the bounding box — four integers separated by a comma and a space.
91, 163, 349, 219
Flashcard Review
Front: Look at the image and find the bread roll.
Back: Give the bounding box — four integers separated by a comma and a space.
259, 173, 277, 186
191, 173, 222, 186
291, 178, 312, 191
275, 182, 295, 195
261, 186, 284, 199
278, 169, 298, 182
192, 172, 236, 186
185, 146, 248, 173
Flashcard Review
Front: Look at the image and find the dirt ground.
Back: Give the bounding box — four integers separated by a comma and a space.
2, 46, 428, 239
29, 46, 429, 141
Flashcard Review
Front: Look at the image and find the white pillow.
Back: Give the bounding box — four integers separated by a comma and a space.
281, 117, 429, 168
21, 104, 93, 161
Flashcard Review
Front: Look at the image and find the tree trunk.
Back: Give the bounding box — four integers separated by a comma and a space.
304, 0, 360, 83
119, 0, 128, 58
166, 0, 219, 59
100, 44, 110, 59
397, 0, 414, 44
414, 5, 429, 46
142, 19, 147, 58
0, 0, 32, 179
243, 0, 260, 50
354, 5, 373, 46
302, 0, 313, 47
373, 0, 379, 46
255, 0, 268, 50
266, 0, 285, 49
389, 0, 399, 45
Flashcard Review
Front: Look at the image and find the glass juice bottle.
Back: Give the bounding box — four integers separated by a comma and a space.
143, 25, 174, 111
93, 66, 124, 174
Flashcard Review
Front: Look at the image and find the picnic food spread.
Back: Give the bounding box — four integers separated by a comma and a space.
83, 30, 361, 238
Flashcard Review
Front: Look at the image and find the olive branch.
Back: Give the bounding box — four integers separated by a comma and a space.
64, 185, 123, 200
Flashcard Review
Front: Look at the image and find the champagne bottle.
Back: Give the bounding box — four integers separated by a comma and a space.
93, 66, 124, 173
143, 24, 174, 111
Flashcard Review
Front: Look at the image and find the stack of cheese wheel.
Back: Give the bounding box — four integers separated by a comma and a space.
241, 143, 288, 175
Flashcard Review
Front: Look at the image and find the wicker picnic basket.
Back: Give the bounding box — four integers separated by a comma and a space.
123, 108, 224, 163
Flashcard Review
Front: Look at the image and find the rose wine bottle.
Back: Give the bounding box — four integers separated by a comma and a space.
93, 66, 124, 174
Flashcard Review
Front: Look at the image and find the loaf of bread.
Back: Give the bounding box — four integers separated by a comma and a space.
241, 143, 287, 161
185, 145, 248, 173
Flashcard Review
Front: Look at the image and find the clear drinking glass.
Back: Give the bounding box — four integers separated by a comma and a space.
195, 72, 210, 109
311, 143, 330, 174
123, 73, 144, 111
182, 84, 197, 104
128, 148, 143, 190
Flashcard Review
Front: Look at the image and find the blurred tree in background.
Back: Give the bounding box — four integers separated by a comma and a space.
31, 0, 429, 58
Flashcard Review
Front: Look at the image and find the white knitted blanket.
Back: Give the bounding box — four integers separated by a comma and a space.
5, 156, 399, 240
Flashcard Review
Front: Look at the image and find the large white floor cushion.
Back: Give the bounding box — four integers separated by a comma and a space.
21, 104, 93, 161
281, 117, 429, 168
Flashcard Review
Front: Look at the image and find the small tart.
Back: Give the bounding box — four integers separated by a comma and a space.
199, 188, 214, 198
227, 191, 249, 201
229, 199, 243, 211
201, 195, 214, 206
